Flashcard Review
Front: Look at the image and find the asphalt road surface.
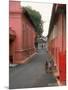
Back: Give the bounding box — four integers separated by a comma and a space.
9, 47, 58, 89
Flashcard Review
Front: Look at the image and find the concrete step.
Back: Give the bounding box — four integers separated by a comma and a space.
9, 64, 18, 67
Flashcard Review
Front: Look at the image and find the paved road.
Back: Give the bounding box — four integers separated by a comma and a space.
9, 48, 58, 89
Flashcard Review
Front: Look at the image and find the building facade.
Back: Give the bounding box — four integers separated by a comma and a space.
9, 1, 36, 64
48, 4, 66, 84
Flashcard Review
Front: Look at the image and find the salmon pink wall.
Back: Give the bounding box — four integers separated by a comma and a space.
48, 9, 66, 83
9, 1, 23, 63
9, 1, 36, 64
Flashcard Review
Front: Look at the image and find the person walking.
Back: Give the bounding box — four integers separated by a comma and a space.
45, 61, 48, 72
48, 61, 52, 73
35, 41, 38, 52
42, 43, 43, 49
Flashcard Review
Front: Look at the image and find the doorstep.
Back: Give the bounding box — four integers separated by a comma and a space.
9, 64, 18, 67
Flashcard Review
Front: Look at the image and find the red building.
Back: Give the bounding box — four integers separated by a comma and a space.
9, 1, 36, 64
48, 4, 66, 84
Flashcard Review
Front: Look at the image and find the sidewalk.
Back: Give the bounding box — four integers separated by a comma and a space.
9, 52, 37, 68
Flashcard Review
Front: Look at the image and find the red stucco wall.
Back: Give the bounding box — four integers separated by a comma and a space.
9, 1, 36, 64
48, 5, 66, 84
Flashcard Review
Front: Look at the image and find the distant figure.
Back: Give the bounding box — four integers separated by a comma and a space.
50, 60, 54, 70
42, 44, 43, 48
45, 61, 48, 72
45, 61, 53, 73
35, 41, 38, 51
48, 62, 52, 71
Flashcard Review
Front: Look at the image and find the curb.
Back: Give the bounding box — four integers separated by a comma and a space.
9, 52, 37, 68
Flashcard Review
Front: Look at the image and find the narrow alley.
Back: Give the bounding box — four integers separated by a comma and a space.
9, 1, 66, 89
9, 46, 58, 89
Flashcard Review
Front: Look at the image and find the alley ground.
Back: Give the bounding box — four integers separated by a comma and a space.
9, 44, 58, 89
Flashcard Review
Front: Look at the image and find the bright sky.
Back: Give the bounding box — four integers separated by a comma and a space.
20, 1, 53, 37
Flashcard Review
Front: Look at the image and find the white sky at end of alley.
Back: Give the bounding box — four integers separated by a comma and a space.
20, 1, 53, 37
